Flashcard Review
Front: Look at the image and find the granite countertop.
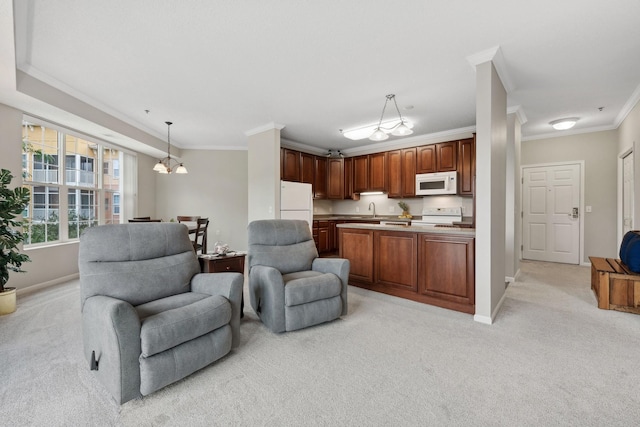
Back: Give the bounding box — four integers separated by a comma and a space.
336, 222, 476, 236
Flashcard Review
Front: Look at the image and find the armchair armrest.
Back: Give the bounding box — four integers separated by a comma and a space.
248, 265, 286, 333
312, 257, 350, 316
191, 272, 244, 348
82, 295, 141, 404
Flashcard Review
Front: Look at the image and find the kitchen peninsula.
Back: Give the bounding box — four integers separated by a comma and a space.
338, 223, 475, 314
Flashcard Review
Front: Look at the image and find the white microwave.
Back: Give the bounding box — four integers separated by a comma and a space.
415, 171, 457, 195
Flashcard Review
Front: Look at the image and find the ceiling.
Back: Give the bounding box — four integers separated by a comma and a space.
2, 0, 640, 158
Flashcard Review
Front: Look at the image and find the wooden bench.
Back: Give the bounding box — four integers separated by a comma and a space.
589, 256, 640, 314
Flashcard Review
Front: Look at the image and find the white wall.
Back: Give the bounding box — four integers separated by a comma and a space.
247, 127, 281, 225
154, 149, 248, 251
522, 130, 618, 261
618, 100, 640, 235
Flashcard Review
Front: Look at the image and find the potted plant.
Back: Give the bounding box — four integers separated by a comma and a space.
0, 169, 31, 315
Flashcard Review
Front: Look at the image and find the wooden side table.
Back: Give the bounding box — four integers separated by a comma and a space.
198, 252, 246, 317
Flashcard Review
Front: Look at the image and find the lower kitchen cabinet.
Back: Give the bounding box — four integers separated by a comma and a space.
339, 228, 374, 283
417, 233, 475, 312
376, 231, 418, 291
339, 227, 475, 314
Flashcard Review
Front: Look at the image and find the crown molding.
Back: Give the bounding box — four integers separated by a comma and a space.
466, 46, 514, 94
614, 82, 640, 128
507, 105, 528, 125
244, 122, 285, 137
522, 124, 618, 142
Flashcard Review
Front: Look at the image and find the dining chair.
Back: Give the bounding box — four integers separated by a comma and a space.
177, 216, 208, 253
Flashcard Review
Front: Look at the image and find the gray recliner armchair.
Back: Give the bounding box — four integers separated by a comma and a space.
247, 219, 349, 333
78, 223, 243, 404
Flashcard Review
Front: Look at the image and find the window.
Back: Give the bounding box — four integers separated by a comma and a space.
22, 119, 128, 245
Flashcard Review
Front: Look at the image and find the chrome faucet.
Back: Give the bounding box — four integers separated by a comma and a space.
368, 202, 376, 218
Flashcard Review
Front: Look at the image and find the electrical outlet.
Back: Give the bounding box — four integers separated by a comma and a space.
389, 206, 395, 213
314, 207, 318, 213
355, 206, 360, 213
586, 206, 592, 213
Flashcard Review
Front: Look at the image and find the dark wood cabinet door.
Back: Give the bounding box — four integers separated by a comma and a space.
375, 231, 418, 291
368, 152, 387, 191
281, 148, 301, 181
327, 158, 344, 199
458, 137, 475, 195
387, 149, 402, 198
317, 221, 330, 253
339, 228, 374, 283
314, 156, 328, 199
416, 145, 436, 173
353, 155, 368, 193
300, 152, 314, 185
401, 147, 416, 197
436, 141, 458, 171
417, 234, 475, 309
343, 157, 355, 199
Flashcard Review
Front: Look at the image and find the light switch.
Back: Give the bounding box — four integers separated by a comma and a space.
586, 206, 592, 213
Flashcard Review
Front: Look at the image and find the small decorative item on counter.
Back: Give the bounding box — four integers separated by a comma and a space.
213, 241, 230, 255
397, 201, 412, 219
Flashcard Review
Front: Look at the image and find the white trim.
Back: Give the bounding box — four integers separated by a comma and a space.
507, 105, 528, 125
522, 124, 617, 142
614, 82, 640, 128
505, 267, 521, 283
16, 273, 79, 297
244, 122, 285, 137
617, 147, 634, 248
521, 160, 585, 265
466, 46, 514, 93
473, 290, 508, 325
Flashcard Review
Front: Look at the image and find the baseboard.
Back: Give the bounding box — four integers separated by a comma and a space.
473, 288, 509, 325
16, 273, 80, 297
505, 268, 522, 284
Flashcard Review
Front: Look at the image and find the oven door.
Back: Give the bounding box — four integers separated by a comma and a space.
415, 173, 456, 195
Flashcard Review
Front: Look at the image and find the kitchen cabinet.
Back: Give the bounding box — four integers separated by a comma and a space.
313, 220, 331, 253
458, 137, 475, 196
416, 141, 458, 174
339, 227, 374, 283
327, 158, 344, 199
339, 225, 475, 314
301, 152, 314, 185
281, 148, 300, 181
387, 147, 416, 198
343, 157, 359, 200
375, 231, 418, 291
417, 233, 475, 312
353, 153, 387, 193
314, 156, 328, 199
368, 152, 387, 192
353, 155, 368, 193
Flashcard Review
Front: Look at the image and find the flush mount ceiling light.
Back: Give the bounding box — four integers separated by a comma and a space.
153, 121, 188, 174
341, 94, 414, 141
549, 117, 579, 131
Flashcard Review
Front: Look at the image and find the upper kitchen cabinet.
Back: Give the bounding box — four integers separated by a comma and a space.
281, 148, 301, 181
327, 158, 344, 199
353, 155, 369, 193
313, 156, 328, 199
354, 153, 387, 193
368, 152, 387, 192
458, 137, 475, 196
301, 152, 314, 185
387, 147, 416, 198
416, 141, 458, 174
343, 157, 359, 200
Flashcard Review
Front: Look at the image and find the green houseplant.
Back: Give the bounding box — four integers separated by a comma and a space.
0, 169, 31, 315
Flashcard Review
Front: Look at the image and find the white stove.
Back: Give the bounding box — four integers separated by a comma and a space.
411, 207, 462, 226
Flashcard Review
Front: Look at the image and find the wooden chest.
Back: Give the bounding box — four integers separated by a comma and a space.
589, 256, 640, 314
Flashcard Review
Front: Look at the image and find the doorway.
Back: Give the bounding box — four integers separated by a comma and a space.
522, 163, 582, 264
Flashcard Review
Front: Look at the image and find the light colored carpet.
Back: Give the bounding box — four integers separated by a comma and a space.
1, 260, 639, 426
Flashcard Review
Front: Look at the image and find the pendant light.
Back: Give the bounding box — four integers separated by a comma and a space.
369, 94, 414, 141
153, 121, 188, 174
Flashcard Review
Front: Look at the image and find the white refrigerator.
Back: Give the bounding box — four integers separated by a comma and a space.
280, 180, 313, 230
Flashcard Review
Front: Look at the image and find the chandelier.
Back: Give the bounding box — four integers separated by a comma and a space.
153, 121, 188, 174
342, 94, 414, 141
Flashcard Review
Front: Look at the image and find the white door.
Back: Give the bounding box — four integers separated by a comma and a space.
522, 164, 581, 264
623, 152, 634, 234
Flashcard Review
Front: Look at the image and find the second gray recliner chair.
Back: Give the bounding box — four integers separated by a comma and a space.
247, 219, 349, 333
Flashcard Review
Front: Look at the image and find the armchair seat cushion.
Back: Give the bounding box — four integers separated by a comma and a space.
283, 271, 341, 307
138, 293, 232, 357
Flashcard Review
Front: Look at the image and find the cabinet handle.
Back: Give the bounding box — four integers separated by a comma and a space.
226, 266, 231, 270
